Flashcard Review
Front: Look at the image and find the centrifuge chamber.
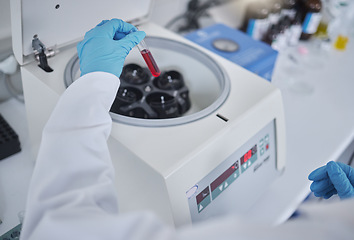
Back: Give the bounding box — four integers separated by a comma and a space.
11, 0, 286, 227
64, 37, 230, 127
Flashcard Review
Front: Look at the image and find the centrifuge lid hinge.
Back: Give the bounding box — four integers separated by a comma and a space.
32, 35, 58, 72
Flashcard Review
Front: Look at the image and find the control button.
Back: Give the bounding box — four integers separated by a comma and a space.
197, 192, 211, 213
266, 144, 269, 150
260, 148, 265, 156
265, 134, 269, 143
199, 204, 204, 212
259, 139, 264, 147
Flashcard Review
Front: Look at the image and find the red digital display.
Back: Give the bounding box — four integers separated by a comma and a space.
210, 162, 238, 192
240, 145, 257, 165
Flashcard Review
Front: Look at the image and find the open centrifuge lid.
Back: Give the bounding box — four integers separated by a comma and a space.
10, 0, 153, 65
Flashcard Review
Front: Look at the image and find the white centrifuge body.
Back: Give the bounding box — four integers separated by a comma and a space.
11, 0, 286, 227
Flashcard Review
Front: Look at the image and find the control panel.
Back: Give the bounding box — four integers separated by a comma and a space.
187, 120, 278, 223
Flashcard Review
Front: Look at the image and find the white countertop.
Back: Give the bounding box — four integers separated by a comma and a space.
0, 39, 354, 234
247, 39, 354, 224
0, 99, 34, 234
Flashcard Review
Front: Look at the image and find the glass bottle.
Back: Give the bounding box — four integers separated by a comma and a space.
263, 24, 279, 47
288, 14, 303, 46
242, 2, 270, 41
282, 16, 293, 45
281, 0, 298, 20
298, 0, 322, 40
268, 0, 283, 25
276, 20, 288, 51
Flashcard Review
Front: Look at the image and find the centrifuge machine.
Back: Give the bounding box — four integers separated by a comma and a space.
11, 0, 286, 227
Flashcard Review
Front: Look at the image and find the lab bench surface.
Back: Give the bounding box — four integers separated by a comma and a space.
0, 40, 354, 234
247, 39, 354, 224
0, 99, 34, 234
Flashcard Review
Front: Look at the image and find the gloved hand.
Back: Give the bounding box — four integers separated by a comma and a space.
77, 19, 146, 78
308, 161, 354, 199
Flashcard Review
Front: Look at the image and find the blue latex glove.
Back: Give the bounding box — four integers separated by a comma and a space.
77, 19, 146, 78
308, 161, 354, 199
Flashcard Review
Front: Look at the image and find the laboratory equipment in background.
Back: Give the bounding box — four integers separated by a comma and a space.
0, 114, 21, 161
242, 0, 288, 42
10, 0, 286, 227
268, 0, 283, 25
297, 0, 322, 40
314, 1, 335, 39
241, 1, 270, 41
164, 0, 226, 34
288, 14, 303, 46
321, 0, 354, 51
185, 23, 278, 81
281, 0, 298, 19
240, 0, 324, 50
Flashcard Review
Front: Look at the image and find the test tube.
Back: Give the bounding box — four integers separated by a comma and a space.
130, 28, 161, 77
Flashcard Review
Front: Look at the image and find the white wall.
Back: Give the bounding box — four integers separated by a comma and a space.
0, 0, 22, 102
150, 0, 250, 30
150, 0, 190, 27
0, 0, 11, 41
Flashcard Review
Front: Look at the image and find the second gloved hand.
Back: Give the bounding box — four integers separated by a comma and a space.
308, 161, 354, 199
77, 19, 146, 78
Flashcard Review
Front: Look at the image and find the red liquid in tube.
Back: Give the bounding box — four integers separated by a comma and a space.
129, 28, 161, 77
141, 49, 161, 77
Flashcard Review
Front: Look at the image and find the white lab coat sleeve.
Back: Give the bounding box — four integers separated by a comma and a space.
20, 72, 176, 240
20, 72, 354, 240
